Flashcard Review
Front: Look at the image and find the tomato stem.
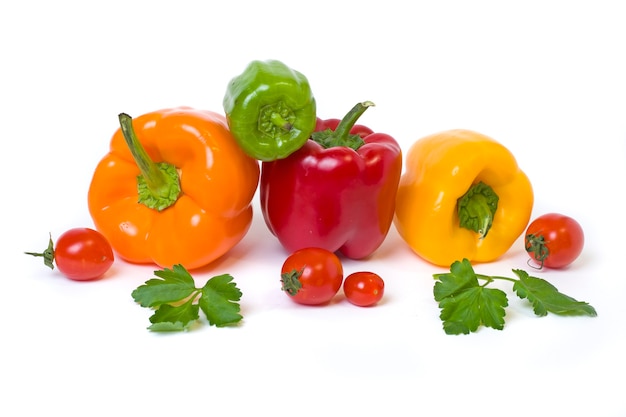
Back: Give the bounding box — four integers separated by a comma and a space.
280, 268, 304, 296
24, 233, 55, 270
524, 233, 549, 269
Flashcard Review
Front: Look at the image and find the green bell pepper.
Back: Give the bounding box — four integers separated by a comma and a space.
223, 60, 317, 161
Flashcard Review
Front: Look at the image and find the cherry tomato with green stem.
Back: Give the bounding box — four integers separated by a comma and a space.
525, 213, 584, 269
26, 228, 114, 281
280, 247, 343, 305
343, 271, 385, 307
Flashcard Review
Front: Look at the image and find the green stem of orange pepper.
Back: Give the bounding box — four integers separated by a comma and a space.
118, 113, 181, 211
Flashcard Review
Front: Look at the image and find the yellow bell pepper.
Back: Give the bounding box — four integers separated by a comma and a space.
394, 129, 533, 267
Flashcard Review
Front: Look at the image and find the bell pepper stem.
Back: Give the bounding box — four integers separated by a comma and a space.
259, 102, 296, 138
311, 101, 375, 150
119, 114, 161, 189
333, 101, 375, 140
269, 111, 292, 131
457, 182, 499, 239
118, 113, 181, 211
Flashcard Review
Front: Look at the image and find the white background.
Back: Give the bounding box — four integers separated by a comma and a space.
2, 1, 625, 416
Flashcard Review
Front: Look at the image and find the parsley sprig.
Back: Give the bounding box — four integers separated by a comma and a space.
131, 264, 243, 332
433, 259, 597, 335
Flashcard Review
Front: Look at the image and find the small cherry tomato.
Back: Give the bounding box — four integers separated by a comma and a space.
525, 213, 584, 269
26, 228, 114, 281
343, 271, 385, 307
280, 247, 343, 305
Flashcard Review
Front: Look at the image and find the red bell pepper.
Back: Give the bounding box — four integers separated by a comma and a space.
260, 101, 402, 259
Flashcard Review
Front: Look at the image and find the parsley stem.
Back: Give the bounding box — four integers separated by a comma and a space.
476, 274, 517, 283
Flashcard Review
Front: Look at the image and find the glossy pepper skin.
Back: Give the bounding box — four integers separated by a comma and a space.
394, 129, 533, 267
223, 59, 317, 162
88, 107, 260, 271
260, 102, 402, 259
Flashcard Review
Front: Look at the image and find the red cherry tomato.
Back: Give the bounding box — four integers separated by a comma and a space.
343, 271, 385, 307
280, 247, 343, 305
27, 228, 114, 281
524, 213, 584, 269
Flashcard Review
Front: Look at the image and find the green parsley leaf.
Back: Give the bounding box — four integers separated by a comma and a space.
438, 287, 508, 335
434, 259, 508, 335
433, 258, 480, 301
511, 269, 598, 317
131, 264, 196, 307
131, 264, 243, 332
199, 274, 243, 327
148, 300, 200, 331
432, 258, 598, 335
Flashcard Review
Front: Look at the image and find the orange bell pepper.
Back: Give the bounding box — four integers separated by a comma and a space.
87, 107, 260, 270
394, 129, 533, 267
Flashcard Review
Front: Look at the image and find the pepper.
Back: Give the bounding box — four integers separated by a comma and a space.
260, 101, 402, 259
223, 59, 317, 161
393, 129, 534, 267
87, 107, 260, 270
